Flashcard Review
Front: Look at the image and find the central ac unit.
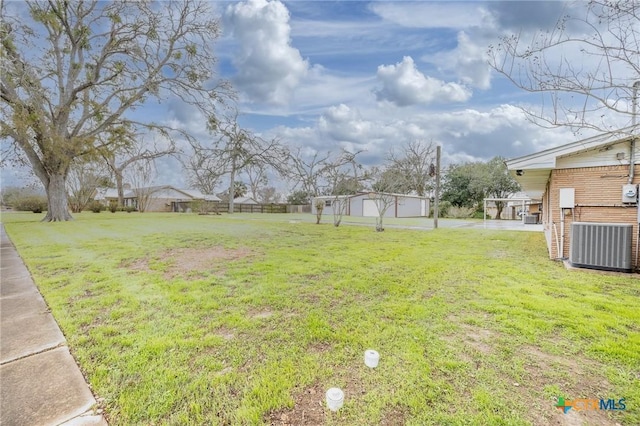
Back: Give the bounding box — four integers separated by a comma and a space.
570, 222, 633, 272
524, 215, 537, 224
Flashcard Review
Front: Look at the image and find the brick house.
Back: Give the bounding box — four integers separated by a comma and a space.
95, 185, 220, 212
506, 129, 639, 272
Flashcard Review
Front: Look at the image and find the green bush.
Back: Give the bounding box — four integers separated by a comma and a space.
472, 210, 488, 219
125, 206, 136, 213
447, 206, 475, 218
431, 200, 451, 217
13, 195, 48, 213
88, 201, 105, 213
109, 200, 118, 213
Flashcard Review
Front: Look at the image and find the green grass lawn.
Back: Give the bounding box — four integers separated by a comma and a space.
3, 212, 639, 425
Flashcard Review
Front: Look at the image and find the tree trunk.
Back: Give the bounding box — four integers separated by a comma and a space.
115, 171, 125, 207
228, 165, 236, 214
42, 172, 73, 222
315, 204, 323, 224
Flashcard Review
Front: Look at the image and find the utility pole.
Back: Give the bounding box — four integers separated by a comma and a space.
434, 145, 441, 229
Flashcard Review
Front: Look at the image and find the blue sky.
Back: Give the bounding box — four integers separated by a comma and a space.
203, 1, 581, 174
3, 0, 634, 192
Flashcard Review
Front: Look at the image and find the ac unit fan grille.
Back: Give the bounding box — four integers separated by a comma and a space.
569, 222, 633, 272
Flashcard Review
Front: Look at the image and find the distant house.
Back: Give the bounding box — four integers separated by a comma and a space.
506, 128, 639, 272
233, 196, 258, 205
312, 192, 429, 218
94, 186, 137, 209
94, 185, 220, 212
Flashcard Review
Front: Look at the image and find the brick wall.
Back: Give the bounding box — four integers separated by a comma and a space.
144, 197, 172, 212
544, 165, 638, 267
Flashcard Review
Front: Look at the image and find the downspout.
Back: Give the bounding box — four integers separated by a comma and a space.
560, 208, 565, 260
553, 222, 561, 260
633, 81, 640, 270
629, 81, 640, 184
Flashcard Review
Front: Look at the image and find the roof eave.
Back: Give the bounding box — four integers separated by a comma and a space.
506, 125, 638, 171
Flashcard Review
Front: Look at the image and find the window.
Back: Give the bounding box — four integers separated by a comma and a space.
325, 200, 332, 207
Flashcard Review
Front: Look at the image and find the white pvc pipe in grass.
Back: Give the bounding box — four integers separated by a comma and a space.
326, 388, 344, 411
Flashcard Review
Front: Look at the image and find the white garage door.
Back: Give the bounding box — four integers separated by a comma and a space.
362, 199, 379, 217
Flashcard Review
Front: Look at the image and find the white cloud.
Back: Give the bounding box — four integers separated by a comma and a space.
225, 0, 309, 105
266, 102, 576, 170
319, 104, 374, 143
449, 31, 492, 90
369, 2, 488, 29
229, 69, 377, 119
375, 56, 471, 106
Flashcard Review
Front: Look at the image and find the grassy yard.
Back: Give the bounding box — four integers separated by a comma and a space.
3, 212, 639, 425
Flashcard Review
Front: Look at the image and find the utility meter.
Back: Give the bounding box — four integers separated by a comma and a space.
622, 184, 638, 203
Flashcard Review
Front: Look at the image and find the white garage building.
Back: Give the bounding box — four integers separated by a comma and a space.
312, 192, 429, 218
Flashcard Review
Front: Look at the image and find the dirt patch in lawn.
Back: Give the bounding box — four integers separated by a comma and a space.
266, 383, 326, 426
124, 246, 253, 279
442, 321, 495, 356
266, 368, 367, 425
307, 341, 332, 354
214, 326, 236, 341
442, 314, 622, 425
461, 325, 493, 354
379, 405, 409, 425
515, 345, 619, 426
249, 309, 274, 320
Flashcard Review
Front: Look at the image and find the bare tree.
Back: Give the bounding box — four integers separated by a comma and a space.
387, 140, 436, 196
127, 160, 157, 213
183, 145, 227, 195
100, 130, 176, 207
369, 166, 409, 232
0, 0, 229, 221
286, 148, 367, 225
323, 150, 368, 227
488, 0, 640, 134
257, 186, 280, 204
245, 162, 268, 202
285, 147, 331, 198
66, 159, 110, 213
205, 111, 287, 213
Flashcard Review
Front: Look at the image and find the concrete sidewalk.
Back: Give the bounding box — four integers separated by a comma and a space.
1, 225, 107, 426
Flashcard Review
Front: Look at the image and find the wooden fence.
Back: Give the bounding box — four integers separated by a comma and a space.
193, 202, 311, 214
228, 203, 287, 213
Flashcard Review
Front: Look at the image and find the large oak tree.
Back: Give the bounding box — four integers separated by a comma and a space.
1, 0, 228, 221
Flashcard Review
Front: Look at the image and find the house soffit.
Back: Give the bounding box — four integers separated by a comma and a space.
506, 127, 636, 171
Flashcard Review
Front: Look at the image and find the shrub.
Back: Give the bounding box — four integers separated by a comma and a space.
431, 200, 451, 217
88, 201, 104, 213
109, 200, 118, 213
13, 195, 48, 213
447, 206, 476, 219
472, 210, 489, 219
125, 206, 136, 213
